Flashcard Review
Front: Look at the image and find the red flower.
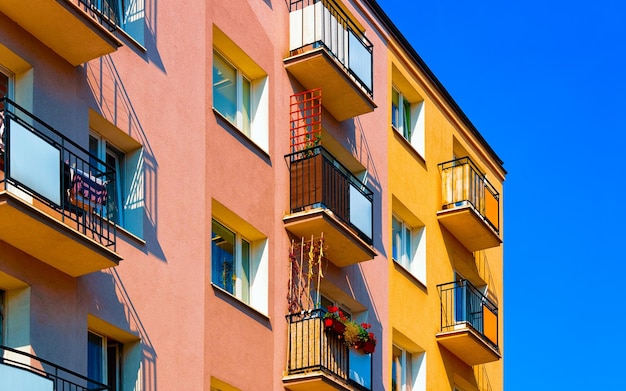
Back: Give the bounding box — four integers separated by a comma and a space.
327, 305, 338, 313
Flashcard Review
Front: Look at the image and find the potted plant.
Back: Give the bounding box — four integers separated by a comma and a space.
358, 323, 377, 354
344, 321, 377, 354
323, 306, 346, 334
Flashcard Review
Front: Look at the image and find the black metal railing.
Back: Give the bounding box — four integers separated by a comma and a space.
73, 0, 118, 32
286, 146, 373, 243
0, 345, 110, 391
285, 309, 370, 391
0, 97, 117, 250
439, 157, 500, 232
288, 0, 373, 96
438, 280, 499, 350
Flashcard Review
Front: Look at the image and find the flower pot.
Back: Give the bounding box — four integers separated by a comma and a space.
324, 318, 345, 335
361, 340, 376, 354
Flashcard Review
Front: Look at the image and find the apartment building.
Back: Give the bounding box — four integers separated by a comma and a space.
0, 0, 504, 390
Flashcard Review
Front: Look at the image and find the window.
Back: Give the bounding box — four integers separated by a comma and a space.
88, 331, 122, 391
212, 219, 251, 302
392, 87, 411, 139
320, 295, 352, 320
99, 0, 145, 45
0, 290, 4, 345
392, 215, 426, 283
89, 133, 125, 225
0, 69, 9, 101
390, 73, 425, 157
392, 345, 426, 391
212, 26, 269, 152
213, 51, 251, 135
211, 214, 268, 313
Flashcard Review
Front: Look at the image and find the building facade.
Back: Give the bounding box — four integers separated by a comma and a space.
0, 0, 504, 390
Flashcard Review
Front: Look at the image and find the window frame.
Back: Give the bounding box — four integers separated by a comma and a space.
88, 330, 122, 391
211, 218, 251, 302
213, 50, 252, 136
390, 83, 425, 158
392, 214, 426, 284
210, 216, 268, 314
212, 27, 270, 153
89, 132, 125, 226
392, 344, 426, 391
0, 289, 4, 346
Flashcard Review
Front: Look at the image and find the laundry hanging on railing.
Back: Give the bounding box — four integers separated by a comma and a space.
69, 168, 108, 210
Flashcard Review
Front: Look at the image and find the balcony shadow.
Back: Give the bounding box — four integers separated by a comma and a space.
85, 55, 166, 263
80, 269, 157, 391
344, 116, 385, 256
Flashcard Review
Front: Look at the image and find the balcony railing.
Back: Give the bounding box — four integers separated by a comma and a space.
284, 309, 371, 390
0, 97, 117, 251
0, 345, 110, 391
287, 146, 373, 244
439, 157, 500, 232
438, 280, 499, 350
73, 0, 118, 32
288, 0, 373, 96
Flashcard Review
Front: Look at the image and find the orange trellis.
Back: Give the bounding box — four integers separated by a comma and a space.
289, 88, 322, 156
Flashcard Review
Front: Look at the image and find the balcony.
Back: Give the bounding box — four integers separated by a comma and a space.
284, 146, 375, 267
0, 0, 122, 66
437, 157, 502, 252
0, 98, 121, 277
285, 0, 376, 121
284, 309, 371, 391
0, 345, 110, 390
436, 280, 501, 366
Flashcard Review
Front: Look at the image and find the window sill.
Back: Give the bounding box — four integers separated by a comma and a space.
211, 283, 270, 322
212, 108, 271, 163
116, 225, 146, 246
392, 127, 426, 165
115, 26, 147, 53
392, 259, 427, 292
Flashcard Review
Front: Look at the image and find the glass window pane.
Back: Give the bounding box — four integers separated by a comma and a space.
213, 52, 237, 124
88, 332, 104, 383
241, 77, 251, 136
212, 220, 236, 294
392, 216, 401, 261
404, 225, 411, 268
241, 239, 250, 303
403, 98, 411, 140
106, 146, 123, 224
0, 71, 9, 110
391, 88, 399, 128
0, 290, 4, 346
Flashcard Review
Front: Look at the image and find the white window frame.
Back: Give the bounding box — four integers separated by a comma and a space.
0, 65, 13, 100
392, 214, 426, 284
211, 218, 268, 313
391, 85, 425, 157
392, 345, 426, 391
212, 47, 269, 152
88, 330, 122, 391
0, 289, 4, 346
213, 51, 251, 135
89, 133, 125, 226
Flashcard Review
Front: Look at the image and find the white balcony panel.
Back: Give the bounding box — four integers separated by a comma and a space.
9, 120, 61, 205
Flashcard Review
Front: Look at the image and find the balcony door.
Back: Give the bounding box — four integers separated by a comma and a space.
454, 274, 484, 331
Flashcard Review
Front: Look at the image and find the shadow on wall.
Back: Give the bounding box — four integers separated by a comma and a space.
141, 0, 166, 73
349, 117, 385, 256
85, 55, 166, 262
85, 269, 158, 391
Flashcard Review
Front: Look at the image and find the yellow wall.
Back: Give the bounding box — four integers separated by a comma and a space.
386, 45, 504, 390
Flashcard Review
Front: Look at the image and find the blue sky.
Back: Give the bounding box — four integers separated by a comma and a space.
376, 0, 626, 389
